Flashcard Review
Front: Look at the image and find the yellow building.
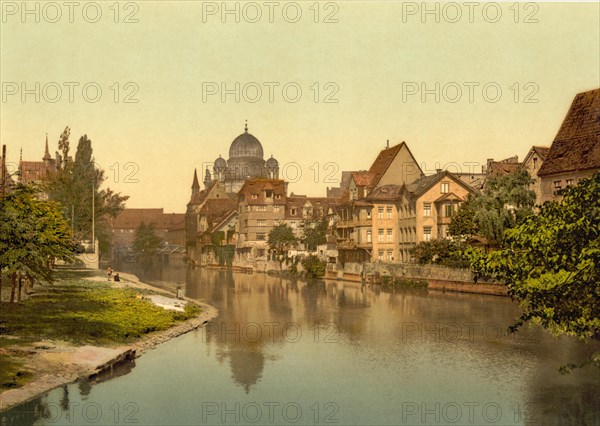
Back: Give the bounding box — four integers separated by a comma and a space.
398, 171, 476, 263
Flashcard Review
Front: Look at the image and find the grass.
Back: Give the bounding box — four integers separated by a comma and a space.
0, 272, 200, 389
0, 276, 200, 346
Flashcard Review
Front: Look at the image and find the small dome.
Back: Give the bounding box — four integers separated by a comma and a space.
214, 156, 227, 171
229, 124, 264, 159
266, 155, 279, 170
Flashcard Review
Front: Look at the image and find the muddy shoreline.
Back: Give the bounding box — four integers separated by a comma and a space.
0, 272, 219, 413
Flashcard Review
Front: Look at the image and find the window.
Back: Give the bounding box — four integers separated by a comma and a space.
256, 233, 266, 241
265, 190, 273, 198
441, 183, 449, 193
386, 207, 392, 218
251, 194, 258, 199
566, 179, 574, 187
387, 250, 393, 260
290, 221, 296, 228
291, 208, 297, 215
367, 209, 372, 219
275, 194, 281, 199
378, 250, 384, 261
423, 227, 432, 242
423, 203, 431, 217
366, 230, 372, 243
245, 205, 250, 212
273, 205, 280, 212
554, 180, 562, 191
386, 229, 393, 242
444, 204, 454, 217
257, 249, 265, 257
533, 157, 538, 169
257, 220, 266, 227
378, 229, 384, 242
378, 207, 384, 219
256, 205, 266, 212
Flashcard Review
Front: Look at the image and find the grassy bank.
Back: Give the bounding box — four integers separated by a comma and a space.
0, 270, 199, 390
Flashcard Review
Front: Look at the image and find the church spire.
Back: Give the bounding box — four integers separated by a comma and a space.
191, 168, 200, 195
43, 133, 51, 161
204, 167, 212, 188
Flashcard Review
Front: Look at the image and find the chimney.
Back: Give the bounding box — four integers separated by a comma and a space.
436, 168, 442, 174
386, 140, 389, 149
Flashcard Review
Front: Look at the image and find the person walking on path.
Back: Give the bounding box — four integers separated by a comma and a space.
107, 267, 113, 281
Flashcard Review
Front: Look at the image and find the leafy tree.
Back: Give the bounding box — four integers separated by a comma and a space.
268, 224, 297, 266
302, 219, 328, 251
132, 222, 162, 264
0, 183, 76, 301
449, 171, 535, 245
467, 174, 600, 370
48, 130, 128, 258
410, 239, 469, 268
301, 255, 327, 278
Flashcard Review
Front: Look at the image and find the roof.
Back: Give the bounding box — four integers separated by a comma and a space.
367, 142, 422, 187
368, 143, 402, 185
111, 209, 185, 230
365, 184, 403, 201
532, 146, 550, 160
405, 171, 476, 197
351, 171, 375, 187
285, 196, 331, 219
199, 199, 237, 232
19, 161, 54, 183
238, 179, 286, 204
538, 88, 600, 176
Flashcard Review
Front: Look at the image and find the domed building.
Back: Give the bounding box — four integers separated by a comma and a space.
208, 122, 279, 193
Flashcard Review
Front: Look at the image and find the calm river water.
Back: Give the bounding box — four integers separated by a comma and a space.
2, 264, 599, 425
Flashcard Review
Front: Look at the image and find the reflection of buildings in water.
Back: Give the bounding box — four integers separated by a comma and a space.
199, 271, 294, 393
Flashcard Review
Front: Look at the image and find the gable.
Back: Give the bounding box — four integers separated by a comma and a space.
372, 143, 424, 187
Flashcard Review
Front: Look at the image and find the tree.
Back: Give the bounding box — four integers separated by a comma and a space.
268, 224, 298, 266
302, 219, 328, 251
132, 222, 162, 265
449, 171, 536, 245
410, 239, 469, 268
468, 174, 600, 370
0, 183, 76, 301
302, 255, 327, 278
48, 130, 128, 257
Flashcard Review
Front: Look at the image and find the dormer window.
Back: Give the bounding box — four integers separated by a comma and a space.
251, 194, 258, 199
265, 190, 273, 198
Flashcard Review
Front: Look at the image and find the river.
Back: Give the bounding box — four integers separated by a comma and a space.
2, 264, 599, 425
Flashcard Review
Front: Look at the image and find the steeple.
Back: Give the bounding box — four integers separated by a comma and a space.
43, 133, 51, 161
191, 168, 200, 195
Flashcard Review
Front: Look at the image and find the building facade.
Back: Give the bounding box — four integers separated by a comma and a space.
538, 88, 600, 203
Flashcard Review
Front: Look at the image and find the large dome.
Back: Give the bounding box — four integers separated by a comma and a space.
229, 127, 264, 159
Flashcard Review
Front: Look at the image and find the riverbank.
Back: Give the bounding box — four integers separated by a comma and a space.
0, 270, 218, 412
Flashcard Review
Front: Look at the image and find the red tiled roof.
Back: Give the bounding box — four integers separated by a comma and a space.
538, 88, 600, 176
19, 161, 54, 183
488, 162, 522, 176
111, 208, 185, 230
238, 179, 287, 204
366, 184, 403, 201
351, 171, 375, 187
368, 143, 403, 185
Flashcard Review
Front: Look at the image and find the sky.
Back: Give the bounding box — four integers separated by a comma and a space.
1, 1, 599, 212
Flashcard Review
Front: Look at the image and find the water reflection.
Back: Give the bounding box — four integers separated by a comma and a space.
2, 264, 598, 425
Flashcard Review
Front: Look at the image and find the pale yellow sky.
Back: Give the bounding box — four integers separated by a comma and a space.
1, 1, 599, 212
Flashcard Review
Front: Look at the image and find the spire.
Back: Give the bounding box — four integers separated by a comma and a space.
43, 133, 51, 161
191, 168, 200, 194
244, 119, 248, 133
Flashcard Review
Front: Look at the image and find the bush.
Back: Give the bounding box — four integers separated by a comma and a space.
301, 255, 326, 279
410, 239, 469, 268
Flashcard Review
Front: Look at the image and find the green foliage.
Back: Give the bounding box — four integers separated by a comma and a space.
0, 183, 75, 283
268, 224, 298, 263
381, 276, 428, 288
303, 219, 328, 251
469, 174, 600, 366
410, 239, 470, 268
449, 171, 535, 244
47, 129, 128, 255
301, 255, 326, 278
0, 276, 200, 344
132, 222, 162, 264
